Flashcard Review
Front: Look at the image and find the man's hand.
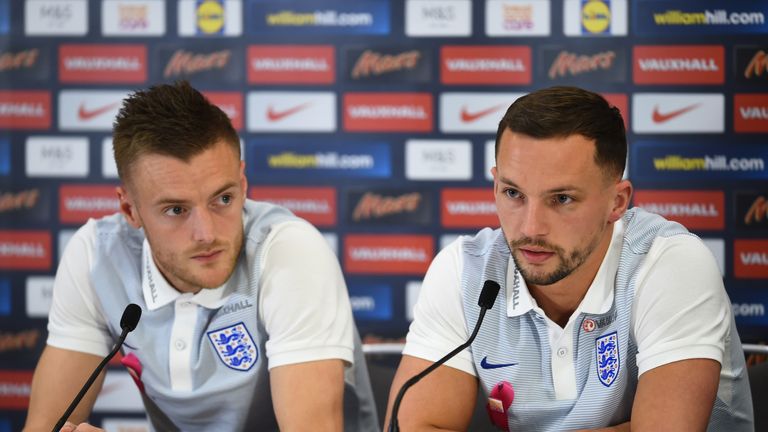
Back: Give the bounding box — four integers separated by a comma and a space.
384, 355, 478, 431
61, 422, 104, 432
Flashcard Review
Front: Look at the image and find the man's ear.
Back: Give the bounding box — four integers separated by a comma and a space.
608, 179, 633, 223
116, 185, 142, 229
239, 160, 248, 197
491, 166, 499, 196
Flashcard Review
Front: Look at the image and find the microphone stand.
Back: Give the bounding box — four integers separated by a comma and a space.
389, 280, 499, 432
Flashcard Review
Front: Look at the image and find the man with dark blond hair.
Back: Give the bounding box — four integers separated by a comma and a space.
24, 81, 378, 432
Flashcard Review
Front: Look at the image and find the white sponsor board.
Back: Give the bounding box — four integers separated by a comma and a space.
247, 92, 336, 132
178, 0, 242, 37
563, 0, 627, 36
59, 90, 130, 131
405, 281, 422, 321
26, 136, 89, 178
485, 140, 495, 181
102, 0, 166, 36
102, 138, 119, 179
632, 93, 724, 134
406, 139, 472, 180
25, 0, 88, 36
405, 0, 472, 37
440, 92, 523, 133
486, 0, 551, 37
26, 276, 54, 318
701, 238, 725, 277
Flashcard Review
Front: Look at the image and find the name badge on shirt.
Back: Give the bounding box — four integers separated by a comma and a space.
207, 322, 259, 371
596, 331, 620, 387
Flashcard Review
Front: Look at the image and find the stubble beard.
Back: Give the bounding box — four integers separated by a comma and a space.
508, 229, 603, 286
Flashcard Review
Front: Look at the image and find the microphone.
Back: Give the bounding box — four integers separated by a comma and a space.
52, 304, 142, 432
388, 280, 501, 432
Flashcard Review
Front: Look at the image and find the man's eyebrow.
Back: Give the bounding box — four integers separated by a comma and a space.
497, 176, 584, 194
151, 182, 238, 207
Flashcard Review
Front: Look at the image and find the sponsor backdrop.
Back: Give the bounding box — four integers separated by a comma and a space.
1, 0, 767, 427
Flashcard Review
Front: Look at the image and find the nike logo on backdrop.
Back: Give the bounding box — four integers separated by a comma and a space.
651, 103, 701, 124
460, 104, 505, 123
77, 101, 121, 121
267, 102, 312, 122
480, 356, 518, 369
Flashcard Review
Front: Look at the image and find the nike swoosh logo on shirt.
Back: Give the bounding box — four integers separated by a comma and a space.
480, 356, 518, 369
267, 102, 312, 122
460, 104, 505, 123
77, 101, 121, 121
651, 103, 701, 124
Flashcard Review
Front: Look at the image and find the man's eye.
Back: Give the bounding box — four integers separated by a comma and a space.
556, 195, 573, 205
505, 189, 521, 199
164, 206, 184, 216
219, 194, 232, 205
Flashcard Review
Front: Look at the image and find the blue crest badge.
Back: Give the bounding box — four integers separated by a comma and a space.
207, 322, 258, 371
595, 331, 620, 387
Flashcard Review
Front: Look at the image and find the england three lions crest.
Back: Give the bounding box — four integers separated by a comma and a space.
207, 322, 258, 371
596, 331, 620, 387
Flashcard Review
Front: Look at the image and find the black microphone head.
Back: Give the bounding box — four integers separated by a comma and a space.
478, 280, 501, 309
120, 303, 142, 332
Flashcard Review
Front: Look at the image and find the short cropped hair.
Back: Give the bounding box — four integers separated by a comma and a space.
495, 86, 626, 180
112, 80, 240, 183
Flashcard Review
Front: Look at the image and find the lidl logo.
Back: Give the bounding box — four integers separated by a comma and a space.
0, 279, 10, 316
0, 139, 9, 176
197, 0, 225, 34
582, 0, 611, 34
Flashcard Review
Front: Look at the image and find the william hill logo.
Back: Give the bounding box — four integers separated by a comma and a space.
164, 49, 231, 78
548, 50, 616, 79
0, 49, 39, 72
352, 49, 421, 78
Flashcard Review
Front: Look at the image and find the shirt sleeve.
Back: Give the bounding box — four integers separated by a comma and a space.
259, 220, 354, 370
46, 220, 112, 357
402, 238, 476, 376
632, 234, 731, 376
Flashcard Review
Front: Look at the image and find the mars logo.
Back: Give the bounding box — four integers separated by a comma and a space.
545, 48, 621, 82
0, 48, 40, 72
734, 47, 768, 86
347, 47, 430, 83
165, 49, 229, 77
734, 239, 768, 279
744, 50, 767, 80
0, 188, 50, 224
347, 189, 431, 226
735, 192, 768, 230
157, 47, 241, 84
